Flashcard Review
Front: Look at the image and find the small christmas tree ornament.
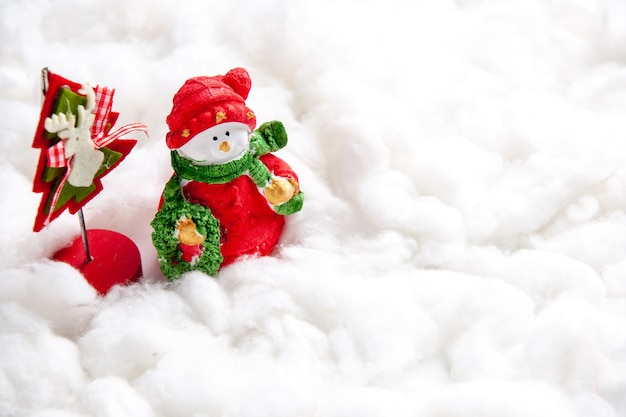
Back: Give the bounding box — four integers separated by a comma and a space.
152, 67, 304, 280
32, 68, 149, 294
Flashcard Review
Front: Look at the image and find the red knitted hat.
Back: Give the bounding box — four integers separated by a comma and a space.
166, 68, 257, 149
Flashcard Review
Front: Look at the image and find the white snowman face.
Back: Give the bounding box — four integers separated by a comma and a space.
176, 122, 251, 165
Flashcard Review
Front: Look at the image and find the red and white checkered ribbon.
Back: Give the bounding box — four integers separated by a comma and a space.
44, 85, 148, 223
46, 141, 66, 168
91, 85, 148, 148
91, 85, 114, 141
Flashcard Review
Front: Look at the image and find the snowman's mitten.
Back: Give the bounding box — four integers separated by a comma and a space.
250, 120, 288, 156
265, 176, 296, 205
176, 217, 205, 245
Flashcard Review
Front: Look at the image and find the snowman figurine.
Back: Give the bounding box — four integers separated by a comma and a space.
151, 68, 304, 280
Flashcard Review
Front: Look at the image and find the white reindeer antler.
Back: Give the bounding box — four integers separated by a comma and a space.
78, 83, 96, 113
43, 83, 95, 138
44, 112, 76, 137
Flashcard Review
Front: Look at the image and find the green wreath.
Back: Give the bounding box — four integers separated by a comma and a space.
151, 176, 223, 281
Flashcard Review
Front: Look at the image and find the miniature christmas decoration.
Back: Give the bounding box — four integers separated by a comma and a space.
152, 67, 304, 280
32, 69, 148, 294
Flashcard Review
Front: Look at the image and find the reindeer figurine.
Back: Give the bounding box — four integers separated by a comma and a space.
44, 84, 104, 187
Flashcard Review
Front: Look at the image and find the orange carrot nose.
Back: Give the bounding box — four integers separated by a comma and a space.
219, 141, 231, 152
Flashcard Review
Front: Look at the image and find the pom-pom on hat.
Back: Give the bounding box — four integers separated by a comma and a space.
166, 67, 257, 149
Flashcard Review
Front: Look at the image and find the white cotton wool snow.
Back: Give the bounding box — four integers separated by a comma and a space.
0, 303, 86, 415
524, 298, 626, 394
79, 377, 154, 417
0, 261, 97, 337
417, 379, 575, 417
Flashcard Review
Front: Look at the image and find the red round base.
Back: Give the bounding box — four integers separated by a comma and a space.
53, 229, 142, 295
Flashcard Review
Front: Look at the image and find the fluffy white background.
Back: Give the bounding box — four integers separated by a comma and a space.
2, 0, 626, 416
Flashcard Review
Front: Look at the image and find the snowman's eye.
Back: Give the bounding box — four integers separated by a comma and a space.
213, 136, 218, 141
225, 131, 230, 136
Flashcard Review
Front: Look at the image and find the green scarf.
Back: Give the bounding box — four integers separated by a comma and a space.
170, 150, 271, 187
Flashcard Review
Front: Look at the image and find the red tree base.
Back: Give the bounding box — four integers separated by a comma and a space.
53, 229, 142, 295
